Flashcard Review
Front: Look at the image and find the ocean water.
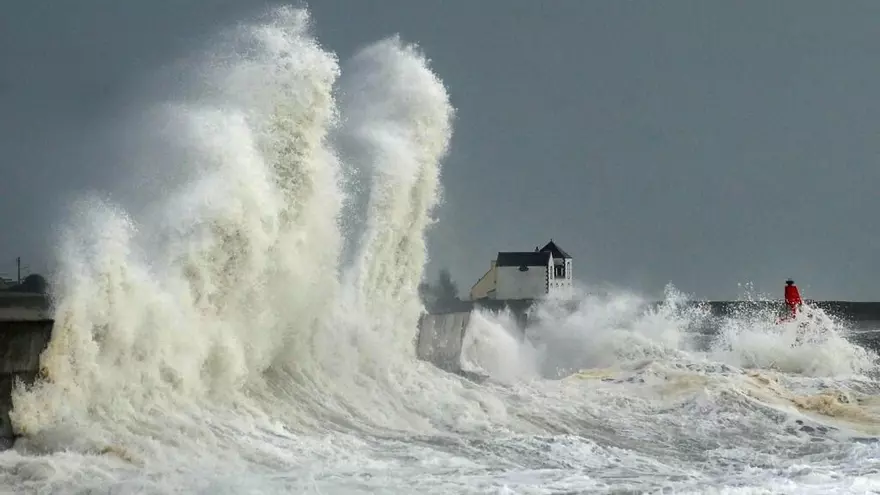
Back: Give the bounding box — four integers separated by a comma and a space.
3, 7, 880, 494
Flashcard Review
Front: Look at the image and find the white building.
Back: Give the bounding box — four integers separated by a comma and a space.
469, 240, 573, 301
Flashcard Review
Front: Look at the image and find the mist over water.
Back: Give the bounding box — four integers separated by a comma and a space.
3, 6, 880, 494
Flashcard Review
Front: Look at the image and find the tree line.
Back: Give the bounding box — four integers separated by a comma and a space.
418, 268, 465, 313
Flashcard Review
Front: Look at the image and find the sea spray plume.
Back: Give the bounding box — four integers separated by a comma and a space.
152, 108, 287, 387
187, 7, 345, 370
701, 284, 877, 376
339, 36, 453, 349
709, 304, 877, 377
12, 9, 507, 447
460, 308, 541, 383
145, 7, 346, 386
8, 195, 229, 446
10, 7, 344, 442
516, 284, 708, 378
268, 38, 519, 434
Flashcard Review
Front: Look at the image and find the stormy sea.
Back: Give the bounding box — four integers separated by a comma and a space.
2, 7, 880, 494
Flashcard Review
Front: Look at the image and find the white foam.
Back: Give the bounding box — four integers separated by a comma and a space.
709, 303, 877, 377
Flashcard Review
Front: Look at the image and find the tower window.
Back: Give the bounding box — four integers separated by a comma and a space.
554, 264, 565, 278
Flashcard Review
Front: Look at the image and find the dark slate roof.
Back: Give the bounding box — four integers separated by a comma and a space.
495, 251, 551, 267
539, 240, 571, 259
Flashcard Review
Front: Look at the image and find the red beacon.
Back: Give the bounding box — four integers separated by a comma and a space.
783, 278, 802, 318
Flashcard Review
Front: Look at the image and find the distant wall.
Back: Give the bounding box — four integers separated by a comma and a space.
461, 298, 880, 323
689, 300, 880, 322
0, 292, 50, 311
415, 298, 880, 374
0, 293, 53, 449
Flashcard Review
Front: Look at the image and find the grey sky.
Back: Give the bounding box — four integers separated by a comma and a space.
2, 1, 879, 301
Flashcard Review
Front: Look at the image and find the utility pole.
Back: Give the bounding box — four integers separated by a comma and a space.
16, 257, 20, 285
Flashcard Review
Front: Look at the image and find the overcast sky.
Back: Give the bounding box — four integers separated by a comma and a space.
2, 1, 879, 301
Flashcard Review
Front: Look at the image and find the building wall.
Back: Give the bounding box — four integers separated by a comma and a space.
469, 262, 497, 300
495, 263, 549, 299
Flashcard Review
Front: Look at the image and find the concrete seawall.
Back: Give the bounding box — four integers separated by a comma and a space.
416, 312, 472, 373
0, 293, 53, 449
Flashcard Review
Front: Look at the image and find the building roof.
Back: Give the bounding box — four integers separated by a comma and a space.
495, 251, 551, 267
539, 240, 571, 259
